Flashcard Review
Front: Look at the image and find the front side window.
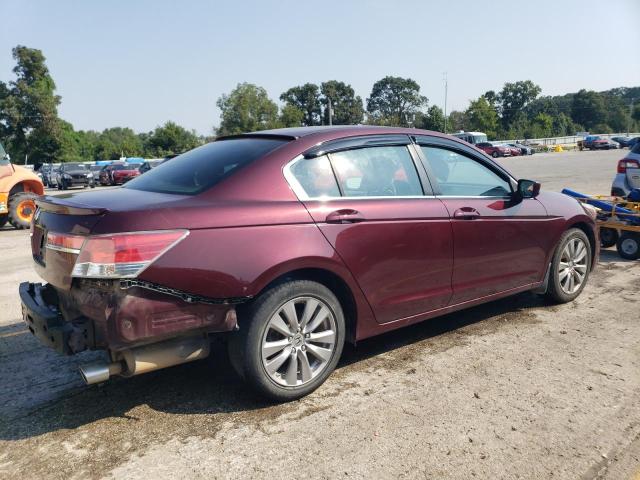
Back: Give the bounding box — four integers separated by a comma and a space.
330, 146, 423, 197
420, 146, 511, 197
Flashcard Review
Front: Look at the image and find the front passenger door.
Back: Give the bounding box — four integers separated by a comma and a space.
415, 139, 549, 304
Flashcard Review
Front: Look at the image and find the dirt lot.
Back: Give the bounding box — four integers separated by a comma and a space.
1, 149, 639, 479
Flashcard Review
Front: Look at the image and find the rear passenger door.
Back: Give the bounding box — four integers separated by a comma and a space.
286, 135, 453, 324
414, 136, 549, 304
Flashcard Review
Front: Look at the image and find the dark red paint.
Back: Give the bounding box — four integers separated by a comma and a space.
29, 126, 597, 349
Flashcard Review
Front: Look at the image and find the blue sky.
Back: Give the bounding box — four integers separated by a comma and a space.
1, 0, 639, 135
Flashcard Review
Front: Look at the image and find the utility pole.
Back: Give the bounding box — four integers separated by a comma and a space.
628, 98, 635, 137
443, 72, 448, 134
328, 97, 333, 126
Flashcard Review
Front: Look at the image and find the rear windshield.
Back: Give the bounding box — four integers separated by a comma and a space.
124, 137, 288, 195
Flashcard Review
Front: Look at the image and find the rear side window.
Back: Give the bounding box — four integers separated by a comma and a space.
290, 155, 340, 198
330, 146, 423, 197
125, 138, 288, 195
632, 142, 640, 154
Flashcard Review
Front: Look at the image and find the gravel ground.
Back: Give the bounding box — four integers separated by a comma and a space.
0, 149, 638, 480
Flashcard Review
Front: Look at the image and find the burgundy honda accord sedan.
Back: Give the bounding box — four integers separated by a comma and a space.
20, 126, 598, 400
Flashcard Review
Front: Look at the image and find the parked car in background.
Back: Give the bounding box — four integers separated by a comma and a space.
500, 144, 521, 156
476, 142, 511, 158
506, 143, 534, 155
627, 137, 640, 149
611, 141, 640, 197
55, 163, 94, 190
88, 165, 102, 187
99, 162, 141, 185
611, 136, 633, 148
39, 163, 52, 186
19, 126, 598, 401
578, 135, 617, 150
41, 163, 60, 187
138, 159, 163, 174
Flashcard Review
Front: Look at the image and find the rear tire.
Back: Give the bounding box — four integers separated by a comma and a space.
8, 192, 39, 229
616, 232, 640, 260
228, 280, 345, 402
546, 228, 592, 303
600, 227, 619, 248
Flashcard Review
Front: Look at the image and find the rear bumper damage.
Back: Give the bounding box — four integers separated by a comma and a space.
19, 280, 244, 384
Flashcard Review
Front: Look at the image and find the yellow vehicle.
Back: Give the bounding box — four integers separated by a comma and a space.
0, 143, 44, 229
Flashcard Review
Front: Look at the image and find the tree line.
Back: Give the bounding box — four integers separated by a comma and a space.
0, 46, 205, 164
2, 45, 639, 165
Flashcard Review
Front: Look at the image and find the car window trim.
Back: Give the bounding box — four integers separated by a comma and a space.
303, 134, 412, 159
285, 142, 431, 200
412, 135, 517, 196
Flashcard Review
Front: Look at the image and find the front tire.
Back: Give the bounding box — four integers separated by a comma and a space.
8, 192, 38, 229
229, 280, 345, 402
546, 228, 592, 303
616, 232, 640, 260
0, 214, 8, 228
491, 151, 499, 158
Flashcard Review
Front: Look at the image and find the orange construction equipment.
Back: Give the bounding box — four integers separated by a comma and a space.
0, 144, 44, 229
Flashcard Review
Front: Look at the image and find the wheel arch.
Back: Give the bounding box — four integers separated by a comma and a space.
9, 179, 45, 197
252, 267, 360, 344
568, 221, 598, 269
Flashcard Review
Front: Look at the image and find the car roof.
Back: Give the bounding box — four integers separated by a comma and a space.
218, 126, 461, 149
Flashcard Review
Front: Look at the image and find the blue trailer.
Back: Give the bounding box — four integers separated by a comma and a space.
562, 189, 640, 260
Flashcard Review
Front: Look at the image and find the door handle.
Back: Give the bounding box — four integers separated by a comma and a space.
325, 209, 365, 224
453, 207, 481, 220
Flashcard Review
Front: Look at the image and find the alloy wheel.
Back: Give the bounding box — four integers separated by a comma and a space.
558, 237, 588, 294
261, 296, 337, 387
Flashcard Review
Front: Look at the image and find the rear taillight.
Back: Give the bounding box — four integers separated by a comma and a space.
46, 232, 85, 254
70, 230, 188, 278
617, 159, 640, 173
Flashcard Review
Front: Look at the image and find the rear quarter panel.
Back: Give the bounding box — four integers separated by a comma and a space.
138, 223, 378, 334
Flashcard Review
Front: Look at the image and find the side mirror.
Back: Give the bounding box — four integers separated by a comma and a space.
516, 179, 541, 199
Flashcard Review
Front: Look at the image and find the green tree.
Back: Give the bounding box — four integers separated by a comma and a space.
527, 113, 553, 138
465, 97, 499, 138
504, 111, 531, 139
94, 127, 143, 160
0, 45, 62, 164
447, 110, 467, 132
416, 105, 445, 132
498, 80, 542, 130
280, 83, 321, 126
366, 76, 427, 126
320, 80, 364, 125
552, 112, 575, 136
216, 83, 279, 136
278, 104, 304, 128
633, 102, 640, 123
144, 121, 201, 156
571, 89, 607, 131
605, 96, 630, 132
